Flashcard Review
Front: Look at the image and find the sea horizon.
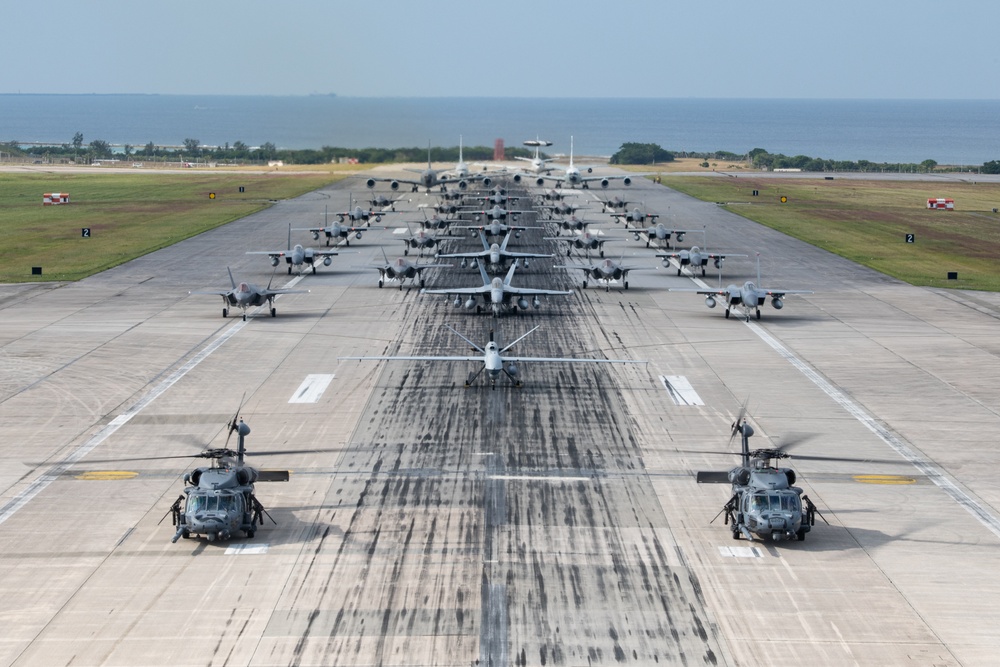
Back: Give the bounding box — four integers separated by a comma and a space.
2, 95, 998, 165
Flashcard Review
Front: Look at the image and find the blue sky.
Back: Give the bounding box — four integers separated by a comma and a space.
5, 0, 998, 98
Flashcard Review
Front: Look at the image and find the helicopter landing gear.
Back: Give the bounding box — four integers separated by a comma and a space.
245, 529, 255, 539
732, 527, 741, 540
182, 529, 191, 539
796, 527, 806, 541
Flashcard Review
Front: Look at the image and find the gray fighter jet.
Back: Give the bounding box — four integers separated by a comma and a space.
438, 229, 554, 272
190, 267, 308, 320
247, 224, 340, 274
670, 256, 812, 320
423, 259, 571, 316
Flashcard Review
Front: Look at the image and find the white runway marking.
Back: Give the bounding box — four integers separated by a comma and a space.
289, 374, 334, 403
660, 375, 704, 405
719, 546, 762, 558
0, 275, 307, 527
225, 543, 269, 555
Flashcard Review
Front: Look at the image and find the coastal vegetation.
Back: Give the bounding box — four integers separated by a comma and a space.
659, 175, 1000, 291
0, 171, 344, 282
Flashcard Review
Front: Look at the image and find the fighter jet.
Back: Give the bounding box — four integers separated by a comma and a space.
545, 228, 614, 257
465, 218, 541, 241
295, 202, 387, 247
462, 203, 535, 222
541, 201, 589, 218
518, 137, 634, 189
247, 224, 340, 274
670, 256, 813, 320
368, 193, 404, 210
370, 248, 452, 289
657, 246, 747, 277
612, 205, 659, 228
597, 194, 630, 211
548, 214, 592, 234
555, 253, 649, 291
399, 222, 464, 256
634, 223, 696, 249
423, 259, 571, 317
339, 325, 645, 389
190, 267, 308, 321
437, 229, 554, 273
366, 143, 490, 193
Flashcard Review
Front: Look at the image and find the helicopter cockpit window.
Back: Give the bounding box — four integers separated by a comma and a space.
751, 494, 769, 512
781, 494, 800, 512
187, 495, 206, 513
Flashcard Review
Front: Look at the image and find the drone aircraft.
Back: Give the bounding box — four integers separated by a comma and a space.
670, 256, 813, 320
423, 259, 571, 316
190, 267, 308, 320
514, 138, 558, 175
658, 246, 747, 277
437, 229, 553, 272
247, 224, 340, 274
371, 248, 451, 289
339, 325, 645, 388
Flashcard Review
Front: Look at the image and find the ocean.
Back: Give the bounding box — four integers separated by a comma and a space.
1, 95, 998, 166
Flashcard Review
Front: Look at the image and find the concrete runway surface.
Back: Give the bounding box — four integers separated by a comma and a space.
0, 168, 998, 666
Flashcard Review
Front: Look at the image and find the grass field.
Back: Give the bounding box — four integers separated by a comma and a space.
0, 170, 348, 282
659, 175, 1000, 291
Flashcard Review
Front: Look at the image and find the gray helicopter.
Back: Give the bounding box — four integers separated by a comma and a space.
696, 407, 825, 543
165, 413, 291, 543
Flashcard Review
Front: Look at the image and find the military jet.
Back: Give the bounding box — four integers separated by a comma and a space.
399, 222, 464, 256
545, 228, 614, 257
462, 203, 536, 222
247, 224, 340, 274
513, 138, 558, 175
670, 256, 813, 320
634, 223, 696, 249
294, 203, 386, 247
339, 325, 645, 388
190, 267, 308, 320
368, 193, 404, 210
612, 205, 659, 228
537, 188, 569, 202
555, 253, 649, 291
438, 229, 554, 273
657, 246, 747, 277
597, 194, 630, 210
541, 201, 589, 218
465, 218, 541, 241
519, 137, 634, 189
467, 186, 521, 207
423, 259, 571, 317
371, 248, 451, 289
548, 214, 592, 234
366, 143, 490, 193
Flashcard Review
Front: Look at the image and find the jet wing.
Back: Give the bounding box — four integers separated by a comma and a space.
761, 289, 813, 297
261, 288, 310, 296
422, 286, 490, 296
668, 288, 729, 296
503, 286, 573, 297
247, 251, 287, 258
503, 356, 646, 364
339, 355, 481, 362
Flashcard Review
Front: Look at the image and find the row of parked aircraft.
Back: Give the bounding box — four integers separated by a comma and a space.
191, 151, 811, 326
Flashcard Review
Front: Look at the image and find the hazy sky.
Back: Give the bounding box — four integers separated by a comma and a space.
5, 0, 998, 98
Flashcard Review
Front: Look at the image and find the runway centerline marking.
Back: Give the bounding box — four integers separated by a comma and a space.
0, 274, 306, 527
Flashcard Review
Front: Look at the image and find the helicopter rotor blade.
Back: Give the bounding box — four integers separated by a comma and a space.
224, 392, 247, 450
728, 397, 749, 446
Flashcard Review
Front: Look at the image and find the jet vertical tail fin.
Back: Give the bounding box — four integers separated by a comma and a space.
227, 267, 237, 289
503, 259, 520, 286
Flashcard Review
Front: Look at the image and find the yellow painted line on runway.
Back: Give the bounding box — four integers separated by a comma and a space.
74, 470, 139, 480
853, 474, 916, 485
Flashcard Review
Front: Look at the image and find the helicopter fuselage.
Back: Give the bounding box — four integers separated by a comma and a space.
173, 464, 259, 542
728, 465, 810, 542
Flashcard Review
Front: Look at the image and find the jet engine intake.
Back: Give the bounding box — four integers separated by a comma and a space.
535, 177, 545, 187
366, 178, 377, 189
600, 179, 610, 189
623, 176, 632, 186
389, 181, 400, 191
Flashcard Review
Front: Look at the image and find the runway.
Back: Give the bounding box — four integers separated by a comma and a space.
1, 167, 999, 666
